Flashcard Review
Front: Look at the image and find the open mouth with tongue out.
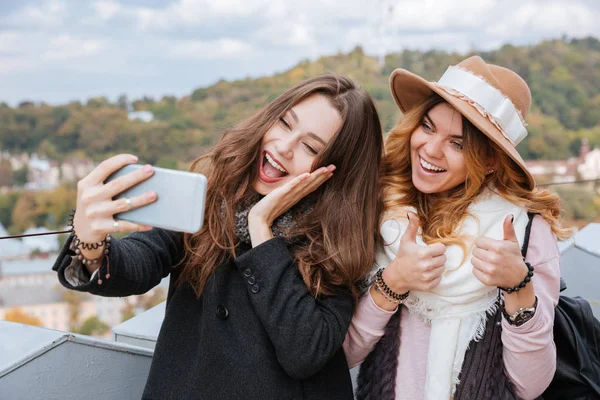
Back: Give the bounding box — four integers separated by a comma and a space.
258, 150, 289, 183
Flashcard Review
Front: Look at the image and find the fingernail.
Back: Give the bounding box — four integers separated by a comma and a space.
328, 165, 336, 172
145, 226, 153, 231
144, 165, 153, 174
148, 192, 157, 200
131, 155, 138, 162
510, 214, 514, 223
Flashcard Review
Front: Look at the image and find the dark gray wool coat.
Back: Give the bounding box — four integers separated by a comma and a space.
53, 228, 355, 400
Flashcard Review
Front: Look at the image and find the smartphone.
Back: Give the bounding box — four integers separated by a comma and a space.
105, 164, 208, 233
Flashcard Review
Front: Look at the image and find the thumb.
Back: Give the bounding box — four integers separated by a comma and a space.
401, 212, 419, 244
503, 214, 518, 243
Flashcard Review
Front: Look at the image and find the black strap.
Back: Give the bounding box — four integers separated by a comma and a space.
0, 229, 71, 240
520, 212, 536, 259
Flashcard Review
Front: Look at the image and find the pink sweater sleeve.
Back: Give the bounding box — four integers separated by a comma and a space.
501, 216, 561, 399
343, 289, 397, 368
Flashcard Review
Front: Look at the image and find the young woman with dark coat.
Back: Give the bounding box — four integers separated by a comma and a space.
53, 74, 384, 400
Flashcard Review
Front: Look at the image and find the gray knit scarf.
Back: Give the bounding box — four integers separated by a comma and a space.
230, 193, 314, 244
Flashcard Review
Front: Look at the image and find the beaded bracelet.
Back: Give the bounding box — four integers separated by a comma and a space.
498, 262, 534, 294
68, 209, 112, 285
375, 268, 410, 303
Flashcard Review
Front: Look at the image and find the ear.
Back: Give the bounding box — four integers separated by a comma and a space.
485, 156, 498, 175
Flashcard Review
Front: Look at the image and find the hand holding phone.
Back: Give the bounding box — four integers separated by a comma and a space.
105, 164, 207, 233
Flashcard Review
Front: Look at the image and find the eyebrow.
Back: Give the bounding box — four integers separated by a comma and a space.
288, 109, 328, 146
425, 113, 463, 139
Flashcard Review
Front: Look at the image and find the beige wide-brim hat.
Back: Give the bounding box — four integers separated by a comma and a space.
389, 55, 535, 190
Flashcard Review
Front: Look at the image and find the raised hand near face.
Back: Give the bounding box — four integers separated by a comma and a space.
247, 165, 335, 247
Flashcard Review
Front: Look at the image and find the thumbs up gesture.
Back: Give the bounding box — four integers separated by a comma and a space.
381, 212, 447, 293
472, 215, 529, 288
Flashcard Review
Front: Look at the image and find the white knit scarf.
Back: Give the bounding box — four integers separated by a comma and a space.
373, 189, 528, 400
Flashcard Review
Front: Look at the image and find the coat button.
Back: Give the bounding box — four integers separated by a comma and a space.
243, 268, 252, 278
247, 276, 256, 285
216, 305, 229, 319
251, 284, 260, 294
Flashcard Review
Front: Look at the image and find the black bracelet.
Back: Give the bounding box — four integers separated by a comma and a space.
68, 209, 110, 250
498, 262, 534, 294
68, 208, 112, 285
375, 268, 410, 302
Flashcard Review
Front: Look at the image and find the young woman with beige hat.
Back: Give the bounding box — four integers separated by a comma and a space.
344, 56, 570, 399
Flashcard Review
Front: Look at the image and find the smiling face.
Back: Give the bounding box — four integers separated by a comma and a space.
252, 94, 343, 195
410, 102, 468, 197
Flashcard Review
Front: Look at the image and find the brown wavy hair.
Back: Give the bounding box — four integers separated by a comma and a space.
179, 74, 383, 299
382, 94, 570, 248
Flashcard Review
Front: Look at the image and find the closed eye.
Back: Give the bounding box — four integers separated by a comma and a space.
279, 117, 291, 129
421, 121, 433, 132
303, 143, 318, 155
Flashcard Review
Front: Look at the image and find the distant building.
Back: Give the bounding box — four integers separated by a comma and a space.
21, 227, 60, 254
0, 255, 168, 331
60, 157, 96, 183
128, 111, 154, 123
0, 223, 29, 261
525, 138, 600, 184
559, 223, 600, 318
26, 153, 60, 190
578, 147, 600, 181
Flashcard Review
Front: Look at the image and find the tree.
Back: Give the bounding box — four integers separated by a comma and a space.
61, 290, 84, 331
0, 159, 13, 187
11, 192, 38, 232
76, 316, 109, 336
5, 308, 42, 327
13, 166, 28, 186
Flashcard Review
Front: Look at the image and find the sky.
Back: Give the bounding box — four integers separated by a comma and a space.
0, 0, 598, 106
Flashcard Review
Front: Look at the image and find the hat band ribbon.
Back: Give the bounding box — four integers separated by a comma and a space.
437, 66, 528, 145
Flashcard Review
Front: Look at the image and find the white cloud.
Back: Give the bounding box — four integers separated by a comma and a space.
487, 2, 599, 38
254, 22, 315, 47
4, 0, 67, 27
166, 38, 254, 60
42, 35, 106, 61
0, 32, 25, 53
93, 1, 122, 21
0, 58, 36, 74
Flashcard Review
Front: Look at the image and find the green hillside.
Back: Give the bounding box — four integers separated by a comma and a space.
1, 36, 599, 167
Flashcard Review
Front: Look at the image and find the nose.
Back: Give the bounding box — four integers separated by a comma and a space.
275, 136, 294, 160
423, 136, 444, 159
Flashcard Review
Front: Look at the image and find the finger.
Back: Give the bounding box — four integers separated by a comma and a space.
110, 219, 153, 234
289, 169, 332, 197
401, 212, 419, 244
471, 255, 490, 273
104, 164, 155, 198
474, 236, 497, 251
107, 192, 157, 216
472, 247, 490, 263
426, 242, 446, 257
430, 254, 447, 269
86, 154, 139, 184
471, 267, 490, 286
503, 214, 519, 244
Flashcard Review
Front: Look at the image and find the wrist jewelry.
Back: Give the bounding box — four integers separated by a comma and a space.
68, 209, 112, 285
502, 296, 538, 326
498, 262, 534, 294
375, 268, 410, 304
